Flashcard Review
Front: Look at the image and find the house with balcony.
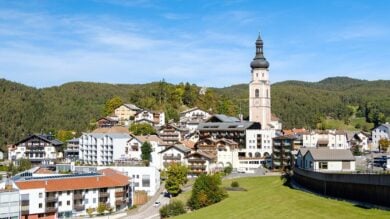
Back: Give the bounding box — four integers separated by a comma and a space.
64, 138, 79, 162
272, 136, 296, 170
179, 107, 211, 132
126, 134, 165, 169
302, 130, 349, 149
158, 124, 189, 145
8, 134, 63, 165
372, 123, 390, 151
134, 110, 165, 128
114, 103, 142, 126
13, 168, 130, 218
186, 151, 216, 177
96, 116, 119, 128
159, 144, 191, 169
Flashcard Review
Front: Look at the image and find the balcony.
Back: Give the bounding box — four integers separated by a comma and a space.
21, 210, 29, 215
163, 155, 181, 160
21, 200, 29, 206
74, 204, 85, 211
115, 191, 125, 198
46, 196, 58, 202
45, 207, 58, 213
188, 158, 206, 163
99, 192, 109, 198
189, 165, 206, 170
73, 193, 84, 200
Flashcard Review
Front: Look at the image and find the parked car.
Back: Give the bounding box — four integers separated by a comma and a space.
153, 201, 161, 207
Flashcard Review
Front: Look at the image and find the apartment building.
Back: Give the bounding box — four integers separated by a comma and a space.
14, 169, 130, 218
302, 130, 349, 149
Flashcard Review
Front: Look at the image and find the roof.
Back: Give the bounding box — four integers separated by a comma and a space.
374, 123, 390, 133
122, 103, 141, 111
133, 135, 163, 144
305, 148, 355, 161
15, 134, 63, 147
15, 169, 129, 192
159, 144, 192, 154
198, 121, 260, 131
273, 135, 296, 140
180, 140, 196, 149
180, 107, 200, 115
34, 168, 55, 174
67, 138, 79, 144
207, 114, 240, 123
297, 148, 309, 156
186, 151, 215, 160
84, 132, 130, 139
92, 126, 129, 134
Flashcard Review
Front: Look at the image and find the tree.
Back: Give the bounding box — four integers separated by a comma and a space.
379, 138, 390, 152
129, 123, 156, 135
86, 207, 94, 217
104, 96, 123, 116
159, 200, 186, 218
141, 141, 153, 163
187, 174, 227, 210
223, 165, 233, 175
165, 163, 188, 196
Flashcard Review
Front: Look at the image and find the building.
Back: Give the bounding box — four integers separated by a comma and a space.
8, 134, 64, 165
372, 123, 390, 151
96, 117, 119, 128
245, 129, 274, 158
159, 144, 191, 169
158, 124, 183, 145
272, 136, 295, 170
114, 103, 142, 125
297, 148, 355, 172
186, 151, 216, 177
126, 135, 165, 169
302, 130, 349, 149
249, 34, 271, 128
64, 138, 79, 162
0, 180, 20, 219
179, 107, 211, 132
14, 169, 130, 218
134, 110, 165, 127
79, 127, 130, 165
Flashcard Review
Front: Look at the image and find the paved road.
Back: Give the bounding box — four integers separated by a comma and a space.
126, 194, 170, 219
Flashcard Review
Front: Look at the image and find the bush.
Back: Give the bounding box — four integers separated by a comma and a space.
159, 200, 186, 218
231, 181, 239, 188
187, 174, 227, 210
223, 165, 233, 175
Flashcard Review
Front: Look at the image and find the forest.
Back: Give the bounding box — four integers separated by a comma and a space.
0, 76, 389, 150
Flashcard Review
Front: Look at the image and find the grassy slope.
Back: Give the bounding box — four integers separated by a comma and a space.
175, 177, 390, 219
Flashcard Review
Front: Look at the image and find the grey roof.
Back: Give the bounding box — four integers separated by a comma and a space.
198, 121, 260, 131
207, 114, 240, 123
85, 133, 130, 139
306, 148, 355, 161
374, 123, 390, 134
123, 103, 141, 111
297, 148, 309, 156
250, 34, 269, 69
67, 138, 79, 144
15, 134, 64, 147
159, 144, 191, 154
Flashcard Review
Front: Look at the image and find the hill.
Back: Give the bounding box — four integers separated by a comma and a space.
0, 77, 389, 149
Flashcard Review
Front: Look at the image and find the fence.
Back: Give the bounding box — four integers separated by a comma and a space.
293, 167, 390, 207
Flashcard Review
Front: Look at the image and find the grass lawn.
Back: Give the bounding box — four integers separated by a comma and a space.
174, 176, 390, 219
318, 117, 374, 131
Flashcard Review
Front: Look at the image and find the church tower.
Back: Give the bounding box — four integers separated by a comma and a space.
249, 34, 271, 128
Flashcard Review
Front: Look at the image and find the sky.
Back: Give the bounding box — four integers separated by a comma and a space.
0, 0, 389, 88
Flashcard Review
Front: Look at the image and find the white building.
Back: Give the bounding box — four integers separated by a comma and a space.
159, 144, 191, 170
134, 110, 165, 127
0, 181, 20, 219
302, 130, 349, 149
126, 135, 165, 169
14, 169, 130, 218
79, 131, 130, 165
297, 148, 355, 172
179, 107, 211, 132
372, 123, 390, 151
245, 129, 275, 158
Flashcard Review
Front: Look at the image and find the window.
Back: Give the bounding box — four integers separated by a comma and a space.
39, 193, 43, 198
255, 89, 259, 98
67, 200, 70, 206
67, 191, 70, 195
59, 191, 62, 195
39, 203, 42, 208
59, 201, 62, 206
319, 162, 328, 170
93, 198, 96, 204
142, 175, 151, 187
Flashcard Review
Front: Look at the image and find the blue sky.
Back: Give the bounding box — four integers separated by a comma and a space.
0, 0, 389, 88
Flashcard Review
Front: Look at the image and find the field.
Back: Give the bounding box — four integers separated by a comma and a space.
318, 117, 374, 131
174, 176, 390, 219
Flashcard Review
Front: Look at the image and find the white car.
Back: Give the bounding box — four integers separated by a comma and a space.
153, 201, 161, 207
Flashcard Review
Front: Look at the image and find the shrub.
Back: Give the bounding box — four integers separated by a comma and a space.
187, 174, 227, 210
86, 208, 94, 217
159, 200, 186, 218
231, 181, 239, 188
223, 165, 233, 175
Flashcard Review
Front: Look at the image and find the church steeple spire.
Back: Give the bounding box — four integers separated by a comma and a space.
250, 33, 269, 69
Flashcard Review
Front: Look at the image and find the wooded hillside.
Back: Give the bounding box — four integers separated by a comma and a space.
0, 77, 389, 148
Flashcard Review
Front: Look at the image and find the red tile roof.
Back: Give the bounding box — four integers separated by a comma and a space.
15, 168, 129, 192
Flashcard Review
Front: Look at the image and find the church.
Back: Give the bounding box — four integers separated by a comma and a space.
196, 34, 282, 172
